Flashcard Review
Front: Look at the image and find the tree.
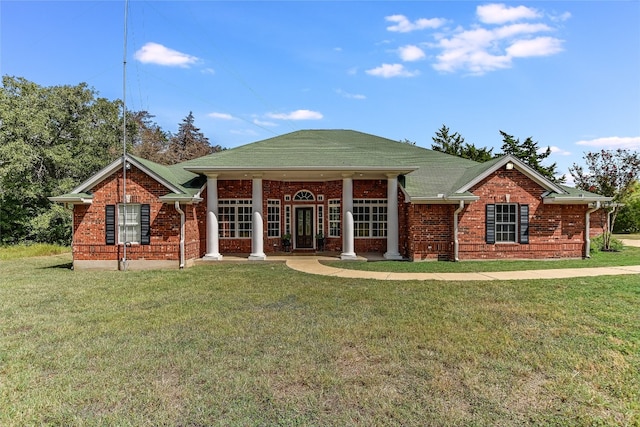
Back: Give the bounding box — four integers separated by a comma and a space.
130, 111, 170, 164
431, 124, 494, 162
0, 76, 122, 244
614, 181, 640, 233
570, 149, 640, 249
499, 131, 565, 183
167, 112, 221, 163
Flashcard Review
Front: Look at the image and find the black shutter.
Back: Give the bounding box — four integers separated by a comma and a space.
140, 204, 151, 245
486, 204, 496, 244
105, 205, 116, 245
519, 204, 529, 244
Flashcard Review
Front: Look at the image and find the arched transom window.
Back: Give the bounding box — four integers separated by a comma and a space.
293, 190, 315, 201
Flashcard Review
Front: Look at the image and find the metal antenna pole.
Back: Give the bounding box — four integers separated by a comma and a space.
121, 0, 129, 270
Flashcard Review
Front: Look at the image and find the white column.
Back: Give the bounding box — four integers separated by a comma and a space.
204, 175, 222, 260
341, 175, 357, 260
249, 177, 266, 260
384, 174, 402, 260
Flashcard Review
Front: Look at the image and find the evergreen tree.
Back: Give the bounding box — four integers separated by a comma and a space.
431, 124, 494, 162
167, 112, 220, 163
499, 131, 565, 183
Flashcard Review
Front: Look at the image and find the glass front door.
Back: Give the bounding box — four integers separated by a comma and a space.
295, 207, 313, 248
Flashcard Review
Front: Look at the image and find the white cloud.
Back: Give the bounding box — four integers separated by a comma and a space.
432, 21, 562, 74
336, 89, 366, 100
366, 63, 420, 78
134, 42, 198, 67
267, 110, 323, 120
506, 37, 564, 57
575, 136, 640, 150
201, 68, 216, 75
477, 4, 541, 24
253, 119, 277, 127
386, 14, 446, 33
208, 112, 235, 120
398, 45, 426, 62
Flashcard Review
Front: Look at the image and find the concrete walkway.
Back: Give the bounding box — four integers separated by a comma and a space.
283, 240, 640, 281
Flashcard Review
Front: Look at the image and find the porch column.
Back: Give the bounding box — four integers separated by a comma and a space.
204, 175, 222, 260
341, 174, 357, 260
249, 176, 266, 260
384, 174, 402, 260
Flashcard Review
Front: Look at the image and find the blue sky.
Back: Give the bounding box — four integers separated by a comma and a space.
2, 1, 639, 182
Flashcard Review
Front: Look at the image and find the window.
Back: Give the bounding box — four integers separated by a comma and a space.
119, 204, 140, 244
293, 190, 315, 201
328, 199, 341, 237
317, 205, 324, 236
285, 205, 291, 235
219, 200, 252, 238
486, 203, 529, 244
267, 200, 280, 238
495, 204, 517, 242
106, 204, 150, 245
353, 199, 387, 238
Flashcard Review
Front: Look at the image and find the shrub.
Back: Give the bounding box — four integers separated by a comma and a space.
590, 234, 623, 253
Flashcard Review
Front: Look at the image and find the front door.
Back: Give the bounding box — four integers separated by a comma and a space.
295, 207, 313, 249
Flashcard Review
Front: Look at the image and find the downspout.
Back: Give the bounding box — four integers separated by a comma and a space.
585, 201, 601, 258
453, 200, 464, 261
174, 201, 185, 269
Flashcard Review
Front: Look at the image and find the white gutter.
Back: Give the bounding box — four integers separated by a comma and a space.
453, 200, 465, 261
174, 201, 185, 269
584, 201, 601, 258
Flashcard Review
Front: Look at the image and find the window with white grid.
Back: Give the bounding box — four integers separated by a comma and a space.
118, 204, 140, 244
285, 205, 291, 235
328, 199, 340, 237
317, 205, 324, 236
218, 199, 252, 238
267, 200, 280, 238
353, 199, 387, 238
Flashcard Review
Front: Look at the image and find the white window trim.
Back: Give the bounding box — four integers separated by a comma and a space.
353, 199, 388, 239
218, 199, 253, 239
267, 199, 281, 238
118, 203, 141, 244
495, 203, 518, 243
328, 199, 341, 238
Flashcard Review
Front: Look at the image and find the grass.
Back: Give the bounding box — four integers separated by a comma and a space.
0, 243, 70, 260
1, 253, 639, 425
324, 246, 640, 273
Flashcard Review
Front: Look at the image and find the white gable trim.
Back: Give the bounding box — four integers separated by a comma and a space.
455, 155, 566, 195
70, 155, 184, 195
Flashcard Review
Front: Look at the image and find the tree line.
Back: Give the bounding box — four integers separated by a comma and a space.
0, 76, 222, 245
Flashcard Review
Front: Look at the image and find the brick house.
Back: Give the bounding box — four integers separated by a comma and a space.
50, 130, 611, 270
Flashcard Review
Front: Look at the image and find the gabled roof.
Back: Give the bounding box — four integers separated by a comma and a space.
48, 155, 205, 204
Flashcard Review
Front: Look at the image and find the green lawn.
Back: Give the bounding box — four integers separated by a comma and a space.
325, 246, 640, 273
1, 253, 639, 426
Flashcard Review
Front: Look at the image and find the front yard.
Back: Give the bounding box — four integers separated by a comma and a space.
1, 253, 638, 426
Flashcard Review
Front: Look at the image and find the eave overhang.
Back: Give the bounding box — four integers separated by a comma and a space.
408, 193, 480, 205
184, 166, 419, 181
48, 194, 93, 205
543, 195, 613, 205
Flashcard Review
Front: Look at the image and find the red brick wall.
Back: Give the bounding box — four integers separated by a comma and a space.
407, 204, 454, 261
72, 166, 202, 262
457, 169, 588, 259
